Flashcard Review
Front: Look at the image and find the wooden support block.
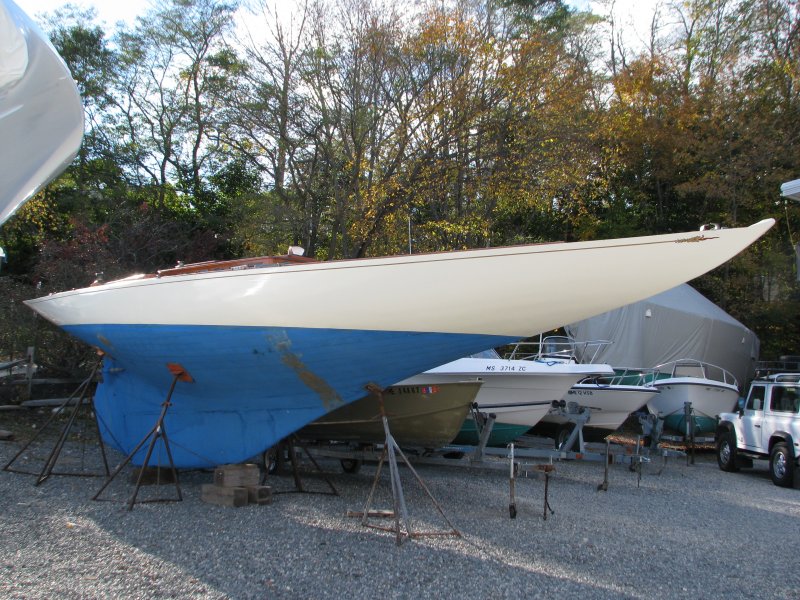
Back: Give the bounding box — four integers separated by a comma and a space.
246, 485, 272, 505
213, 463, 260, 488
201, 483, 248, 507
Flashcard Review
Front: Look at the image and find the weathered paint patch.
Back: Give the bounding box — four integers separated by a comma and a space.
268, 331, 344, 410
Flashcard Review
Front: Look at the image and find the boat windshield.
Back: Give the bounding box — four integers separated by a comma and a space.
470, 348, 501, 359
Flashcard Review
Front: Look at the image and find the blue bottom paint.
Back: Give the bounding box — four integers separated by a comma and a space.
66, 324, 517, 467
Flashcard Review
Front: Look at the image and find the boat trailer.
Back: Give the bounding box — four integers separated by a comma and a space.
297, 400, 686, 522
307, 400, 676, 471
639, 401, 713, 466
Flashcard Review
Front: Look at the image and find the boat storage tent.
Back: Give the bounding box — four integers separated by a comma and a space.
565, 284, 759, 388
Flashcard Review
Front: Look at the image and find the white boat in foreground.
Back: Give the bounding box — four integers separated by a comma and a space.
0, 0, 84, 226
24, 220, 774, 467
646, 359, 740, 433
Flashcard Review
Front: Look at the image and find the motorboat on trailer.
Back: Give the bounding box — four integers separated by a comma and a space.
7, 0, 776, 470
550, 369, 659, 441
513, 337, 660, 436
646, 359, 740, 434
397, 347, 614, 446
0, 0, 84, 227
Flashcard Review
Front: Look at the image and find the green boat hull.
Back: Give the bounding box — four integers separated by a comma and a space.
662, 413, 718, 435
452, 419, 530, 447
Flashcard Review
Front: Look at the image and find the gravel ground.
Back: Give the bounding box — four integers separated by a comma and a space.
1, 409, 799, 599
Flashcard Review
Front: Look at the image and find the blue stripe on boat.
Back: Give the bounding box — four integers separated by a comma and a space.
66, 324, 516, 467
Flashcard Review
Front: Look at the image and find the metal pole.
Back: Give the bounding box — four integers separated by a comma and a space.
408, 215, 412, 254
598, 439, 610, 492
509, 443, 517, 519
543, 472, 550, 520
684, 402, 694, 465
384, 418, 409, 545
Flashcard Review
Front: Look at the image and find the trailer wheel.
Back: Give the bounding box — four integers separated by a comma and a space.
555, 424, 574, 450
263, 447, 279, 475
341, 458, 362, 474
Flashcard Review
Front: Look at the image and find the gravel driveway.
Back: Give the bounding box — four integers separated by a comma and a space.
1, 410, 798, 599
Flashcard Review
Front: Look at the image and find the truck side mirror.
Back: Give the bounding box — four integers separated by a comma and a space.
737, 397, 745, 416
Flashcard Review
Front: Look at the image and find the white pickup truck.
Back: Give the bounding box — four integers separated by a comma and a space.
716, 373, 800, 487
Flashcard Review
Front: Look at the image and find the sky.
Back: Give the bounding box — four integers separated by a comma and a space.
13, 0, 665, 54
16, 0, 150, 28
15, 0, 661, 30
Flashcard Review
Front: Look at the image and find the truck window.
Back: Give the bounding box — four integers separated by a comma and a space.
769, 386, 800, 413
746, 385, 765, 411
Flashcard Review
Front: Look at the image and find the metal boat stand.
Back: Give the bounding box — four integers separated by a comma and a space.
355, 386, 461, 545
265, 436, 338, 496
508, 444, 555, 520
553, 401, 592, 454
594, 438, 648, 490
536, 401, 676, 478
2, 361, 110, 483
638, 410, 693, 473
638, 413, 671, 474
91, 364, 191, 510
467, 406, 498, 461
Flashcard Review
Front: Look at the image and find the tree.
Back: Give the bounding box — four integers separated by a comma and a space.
111, 0, 238, 211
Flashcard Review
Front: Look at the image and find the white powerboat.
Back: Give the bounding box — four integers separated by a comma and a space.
398, 348, 614, 445
515, 337, 658, 435
646, 359, 740, 433
559, 369, 659, 430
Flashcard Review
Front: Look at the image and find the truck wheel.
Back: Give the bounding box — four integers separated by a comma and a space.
769, 443, 794, 487
717, 431, 739, 472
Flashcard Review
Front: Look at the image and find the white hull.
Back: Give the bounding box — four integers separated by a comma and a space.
544, 384, 659, 430
647, 378, 740, 420
26, 220, 774, 337
0, 0, 84, 225
398, 357, 613, 427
